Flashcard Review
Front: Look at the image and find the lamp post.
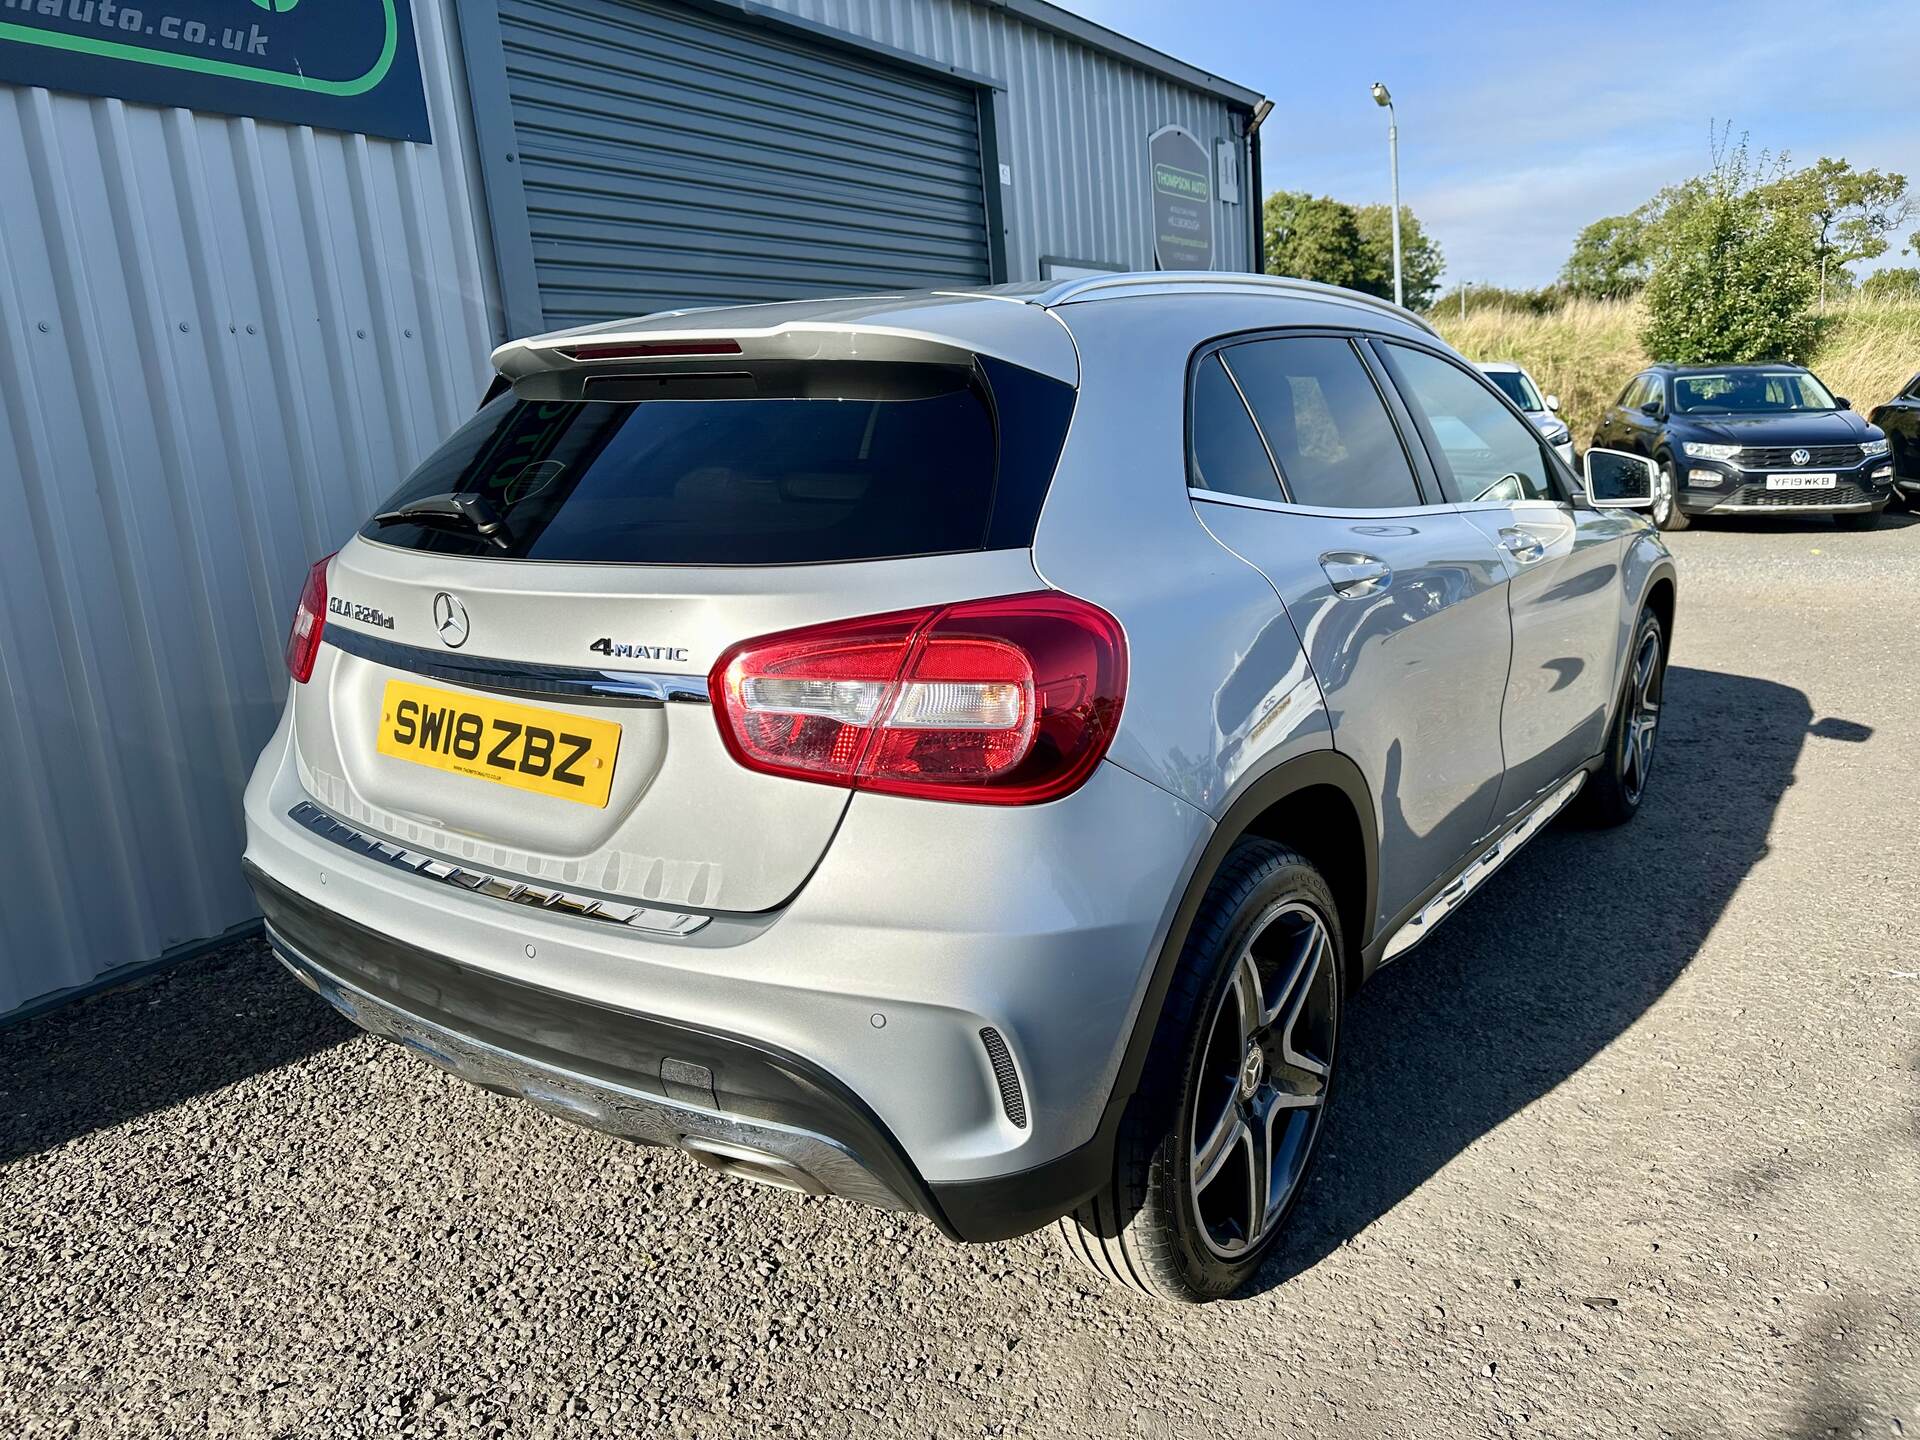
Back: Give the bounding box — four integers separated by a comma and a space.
1371, 81, 1403, 308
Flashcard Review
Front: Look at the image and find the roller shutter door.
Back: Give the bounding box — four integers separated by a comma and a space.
496, 0, 994, 328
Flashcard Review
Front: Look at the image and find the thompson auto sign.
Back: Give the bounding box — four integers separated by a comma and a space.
0, 0, 430, 141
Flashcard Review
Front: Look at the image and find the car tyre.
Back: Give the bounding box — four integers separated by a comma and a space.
1054, 839, 1342, 1304
1573, 607, 1666, 828
1650, 460, 1691, 532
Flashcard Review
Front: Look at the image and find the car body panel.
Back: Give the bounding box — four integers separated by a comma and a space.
304, 540, 1045, 913
1194, 494, 1512, 936
1456, 498, 1637, 826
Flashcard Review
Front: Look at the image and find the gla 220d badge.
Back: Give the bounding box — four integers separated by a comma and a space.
326, 596, 395, 631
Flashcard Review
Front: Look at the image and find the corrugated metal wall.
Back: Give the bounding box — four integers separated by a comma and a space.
0, 0, 498, 1015
755, 0, 1254, 280
497, 0, 994, 327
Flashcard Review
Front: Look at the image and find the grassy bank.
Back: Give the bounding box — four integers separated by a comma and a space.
1431, 296, 1920, 446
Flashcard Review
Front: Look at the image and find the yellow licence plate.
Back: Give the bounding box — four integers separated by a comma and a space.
376, 679, 621, 808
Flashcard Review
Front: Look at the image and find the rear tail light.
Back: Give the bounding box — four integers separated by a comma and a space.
284, 554, 334, 684
710, 592, 1126, 804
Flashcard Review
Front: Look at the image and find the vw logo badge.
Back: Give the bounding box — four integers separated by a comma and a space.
432, 592, 470, 649
1790, 448, 1811, 467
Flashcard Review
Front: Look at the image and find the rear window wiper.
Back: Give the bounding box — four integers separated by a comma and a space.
372, 492, 515, 552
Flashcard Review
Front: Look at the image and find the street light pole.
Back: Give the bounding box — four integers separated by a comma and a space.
1371, 82, 1403, 308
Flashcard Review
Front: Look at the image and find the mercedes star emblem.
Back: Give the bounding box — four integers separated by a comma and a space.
433, 592, 470, 649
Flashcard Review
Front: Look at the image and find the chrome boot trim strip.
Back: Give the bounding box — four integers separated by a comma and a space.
324, 627, 710, 705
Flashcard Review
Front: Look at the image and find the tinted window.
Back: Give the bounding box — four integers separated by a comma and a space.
1618, 375, 1649, 408
1189, 353, 1283, 502
1903, 374, 1920, 401
362, 358, 1073, 566
1383, 344, 1556, 503
1220, 337, 1424, 509
1484, 369, 1544, 412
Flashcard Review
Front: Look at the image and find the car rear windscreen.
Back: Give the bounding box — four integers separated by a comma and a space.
361, 356, 1074, 566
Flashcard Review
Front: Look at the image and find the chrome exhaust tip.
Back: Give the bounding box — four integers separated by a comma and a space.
679, 1136, 828, 1196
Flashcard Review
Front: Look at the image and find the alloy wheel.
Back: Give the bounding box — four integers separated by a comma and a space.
1621, 626, 1663, 805
1652, 467, 1674, 526
1187, 902, 1338, 1260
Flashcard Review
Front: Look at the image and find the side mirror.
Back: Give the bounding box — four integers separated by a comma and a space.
1639, 400, 1663, 419
1583, 448, 1657, 510
1835, 396, 1852, 410
1546, 394, 1561, 412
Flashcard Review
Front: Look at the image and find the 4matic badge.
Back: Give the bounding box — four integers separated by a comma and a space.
590, 638, 690, 663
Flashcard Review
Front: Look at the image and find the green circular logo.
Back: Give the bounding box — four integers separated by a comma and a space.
250, 0, 300, 12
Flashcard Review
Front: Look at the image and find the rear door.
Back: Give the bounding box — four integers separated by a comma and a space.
295, 351, 1074, 914
1375, 340, 1629, 827
1185, 331, 1513, 937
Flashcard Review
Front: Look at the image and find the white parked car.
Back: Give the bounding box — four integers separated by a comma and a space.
1478, 361, 1574, 466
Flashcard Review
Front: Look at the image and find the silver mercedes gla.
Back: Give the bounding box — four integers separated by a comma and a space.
244, 273, 1677, 1302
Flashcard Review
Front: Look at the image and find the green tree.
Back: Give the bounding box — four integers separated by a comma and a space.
1352, 203, 1445, 309
1559, 214, 1650, 299
1642, 139, 1817, 364
1861, 267, 1920, 299
1764, 157, 1911, 305
1262, 191, 1366, 290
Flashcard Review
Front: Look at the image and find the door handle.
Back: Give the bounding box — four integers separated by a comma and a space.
1498, 529, 1547, 564
1320, 552, 1392, 597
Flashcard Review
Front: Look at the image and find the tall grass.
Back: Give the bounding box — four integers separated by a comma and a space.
1432, 295, 1920, 444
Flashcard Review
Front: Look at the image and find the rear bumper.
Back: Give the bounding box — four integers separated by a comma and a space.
241, 701, 1212, 1239
252, 864, 940, 1222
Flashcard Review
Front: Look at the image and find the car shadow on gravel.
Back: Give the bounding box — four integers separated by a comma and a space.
1247, 663, 1827, 1295
0, 939, 352, 1165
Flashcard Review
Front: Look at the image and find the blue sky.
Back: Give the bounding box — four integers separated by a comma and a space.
1073, 0, 1919, 289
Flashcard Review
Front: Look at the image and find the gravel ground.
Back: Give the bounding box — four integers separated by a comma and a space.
4, 512, 1917, 1440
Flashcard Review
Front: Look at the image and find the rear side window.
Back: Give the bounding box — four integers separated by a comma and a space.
1221, 336, 1425, 509
362, 357, 1073, 566
1381, 343, 1557, 504
1189, 353, 1283, 502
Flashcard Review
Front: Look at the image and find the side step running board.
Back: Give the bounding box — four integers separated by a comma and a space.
1380, 770, 1586, 963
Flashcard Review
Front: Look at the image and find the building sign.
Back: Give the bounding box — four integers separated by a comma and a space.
1149, 125, 1214, 271
0, 0, 431, 142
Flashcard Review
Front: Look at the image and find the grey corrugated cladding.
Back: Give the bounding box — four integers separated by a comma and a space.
756, 0, 1262, 279
468, 0, 1261, 338
0, 0, 497, 1015
495, 0, 996, 328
